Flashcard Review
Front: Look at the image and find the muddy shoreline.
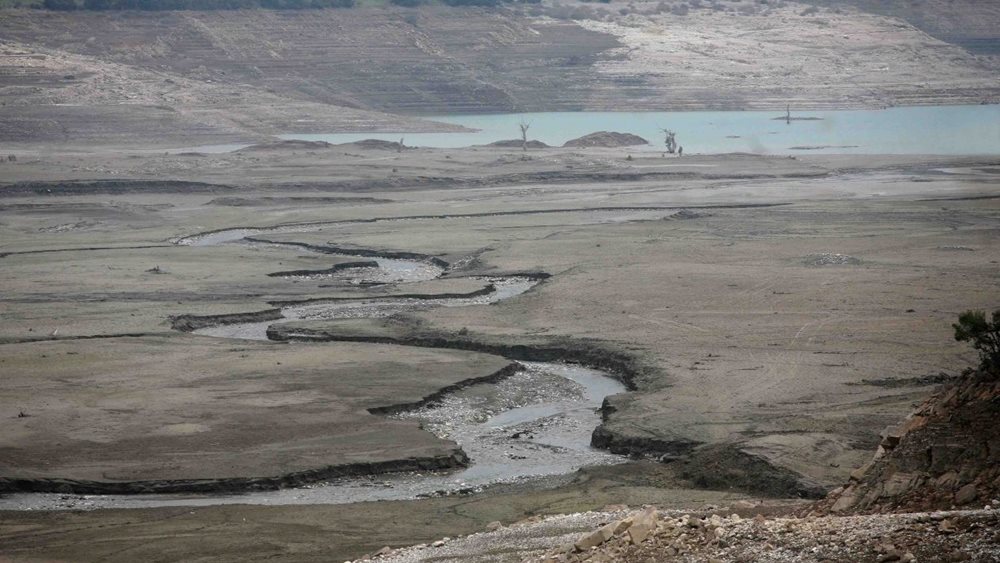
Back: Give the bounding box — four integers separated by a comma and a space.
180, 203, 793, 243
0, 452, 469, 495
269, 325, 650, 393
367, 362, 523, 416
2, 166, 828, 199
170, 309, 284, 332
266, 260, 380, 278
167, 275, 550, 330
244, 237, 451, 269
0, 179, 237, 197
267, 284, 497, 307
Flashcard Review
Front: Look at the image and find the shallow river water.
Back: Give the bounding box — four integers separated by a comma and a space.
0, 225, 627, 510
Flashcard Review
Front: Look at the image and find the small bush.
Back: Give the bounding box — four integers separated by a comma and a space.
954, 309, 1000, 373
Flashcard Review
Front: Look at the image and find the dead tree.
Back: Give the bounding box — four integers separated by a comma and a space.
659, 128, 677, 154
519, 120, 531, 152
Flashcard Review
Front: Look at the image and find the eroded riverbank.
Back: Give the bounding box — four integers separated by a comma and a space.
0, 223, 631, 510
0, 361, 625, 510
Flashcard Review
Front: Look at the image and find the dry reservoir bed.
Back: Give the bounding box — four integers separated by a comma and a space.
0, 149, 998, 560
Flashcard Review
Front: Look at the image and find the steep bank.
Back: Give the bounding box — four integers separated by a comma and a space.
818, 368, 1000, 514
0, 452, 469, 495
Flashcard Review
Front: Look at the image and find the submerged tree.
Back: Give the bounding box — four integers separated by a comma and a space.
659, 128, 677, 154
954, 309, 1000, 373
519, 120, 531, 152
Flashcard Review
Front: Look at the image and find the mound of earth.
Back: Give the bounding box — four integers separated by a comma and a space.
563, 131, 649, 148
486, 139, 550, 149
237, 140, 333, 152
664, 209, 706, 220
818, 367, 1000, 515
803, 253, 862, 266
341, 139, 408, 150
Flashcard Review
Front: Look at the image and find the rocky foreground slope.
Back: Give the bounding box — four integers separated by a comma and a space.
354, 504, 999, 562
819, 368, 1000, 515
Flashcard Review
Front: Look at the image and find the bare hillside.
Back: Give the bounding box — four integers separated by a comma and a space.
1, 2, 998, 146
803, 0, 1000, 54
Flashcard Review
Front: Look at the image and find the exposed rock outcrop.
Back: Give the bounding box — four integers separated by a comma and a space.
818, 368, 1000, 514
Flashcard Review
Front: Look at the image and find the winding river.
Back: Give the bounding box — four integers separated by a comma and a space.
0, 224, 626, 510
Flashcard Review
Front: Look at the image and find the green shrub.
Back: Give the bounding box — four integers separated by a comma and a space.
953, 309, 1000, 373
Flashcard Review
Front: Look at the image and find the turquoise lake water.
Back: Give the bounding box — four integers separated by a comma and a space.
281, 105, 1000, 155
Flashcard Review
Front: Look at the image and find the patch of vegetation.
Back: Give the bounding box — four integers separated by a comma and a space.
954, 309, 1000, 373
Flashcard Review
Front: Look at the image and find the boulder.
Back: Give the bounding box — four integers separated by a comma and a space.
880, 426, 904, 450
575, 522, 616, 551
955, 483, 978, 505
936, 470, 960, 489
627, 507, 658, 544
611, 517, 634, 535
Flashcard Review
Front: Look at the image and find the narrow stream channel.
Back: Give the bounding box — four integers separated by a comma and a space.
0, 225, 627, 510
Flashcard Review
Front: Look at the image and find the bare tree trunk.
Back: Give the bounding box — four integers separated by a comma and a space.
519, 121, 531, 152
660, 128, 677, 154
